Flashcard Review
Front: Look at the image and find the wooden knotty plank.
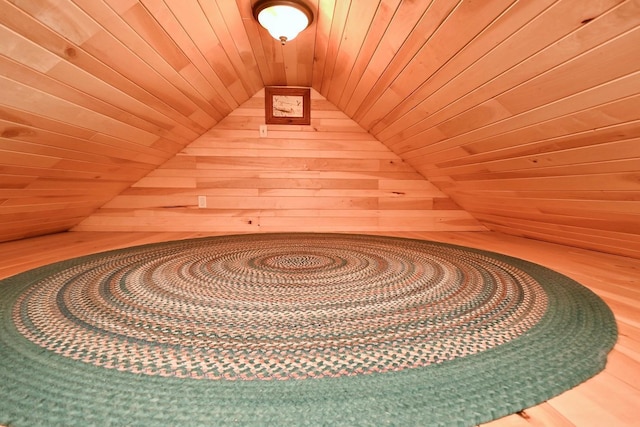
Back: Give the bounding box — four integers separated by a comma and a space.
0, 75, 159, 145
317, 0, 351, 94
428, 138, 640, 178
309, 0, 335, 89
369, 0, 557, 139
163, 1, 248, 104
418, 100, 640, 168
132, 0, 237, 116
548, 372, 640, 426
343, 0, 449, 119
355, 0, 515, 130
0, 0, 215, 126
75, 89, 481, 234
336, 0, 402, 112
383, 0, 635, 152
324, 1, 380, 103
475, 215, 640, 259
399, 69, 640, 164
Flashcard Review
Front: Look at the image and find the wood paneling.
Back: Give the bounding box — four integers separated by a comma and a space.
321, 0, 640, 259
0, 0, 265, 241
1, 0, 639, 258
75, 89, 484, 233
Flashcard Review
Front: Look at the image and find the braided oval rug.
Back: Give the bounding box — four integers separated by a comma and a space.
0, 233, 616, 426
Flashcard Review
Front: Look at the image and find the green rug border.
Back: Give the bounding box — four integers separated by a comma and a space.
0, 233, 618, 427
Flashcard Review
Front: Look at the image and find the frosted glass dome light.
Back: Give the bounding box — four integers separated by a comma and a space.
253, 0, 314, 45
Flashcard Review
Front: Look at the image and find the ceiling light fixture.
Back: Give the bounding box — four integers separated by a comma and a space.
252, 0, 314, 45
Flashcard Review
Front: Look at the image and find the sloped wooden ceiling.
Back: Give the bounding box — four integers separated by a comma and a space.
1, 0, 639, 258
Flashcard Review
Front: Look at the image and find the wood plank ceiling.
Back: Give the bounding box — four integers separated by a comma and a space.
1, 0, 639, 258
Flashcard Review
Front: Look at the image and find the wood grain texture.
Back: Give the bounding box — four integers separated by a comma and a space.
0, 229, 638, 426
74, 89, 484, 233
0, 0, 639, 259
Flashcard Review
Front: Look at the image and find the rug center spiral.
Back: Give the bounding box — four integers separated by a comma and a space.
265, 253, 333, 270
12, 235, 548, 381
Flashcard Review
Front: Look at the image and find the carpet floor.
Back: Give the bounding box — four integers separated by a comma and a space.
0, 233, 617, 426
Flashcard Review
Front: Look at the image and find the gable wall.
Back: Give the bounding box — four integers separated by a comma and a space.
75, 90, 485, 234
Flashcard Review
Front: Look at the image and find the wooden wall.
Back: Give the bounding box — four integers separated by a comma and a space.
334, 0, 640, 259
1, 0, 639, 258
0, 0, 261, 242
75, 90, 484, 233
